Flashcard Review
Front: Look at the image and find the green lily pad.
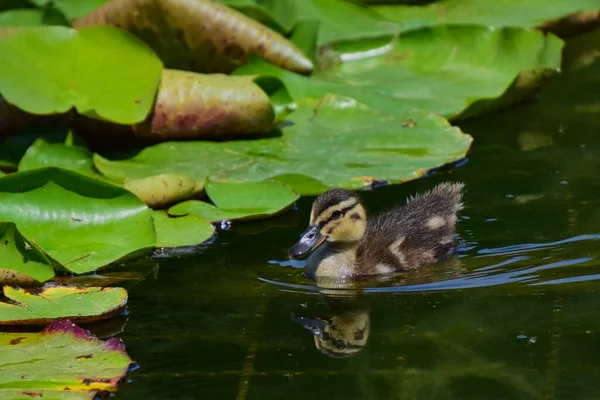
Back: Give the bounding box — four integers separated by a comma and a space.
0, 222, 54, 286
19, 138, 97, 176
223, 0, 398, 46
237, 25, 563, 120
374, 0, 600, 34
0, 25, 162, 124
0, 8, 69, 27
0, 167, 156, 274
169, 179, 299, 222
152, 211, 215, 247
0, 319, 133, 398
0, 285, 128, 325
94, 94, 472, 195
0, 9, 45, 26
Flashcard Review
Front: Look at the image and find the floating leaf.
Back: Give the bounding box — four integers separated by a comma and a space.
223, 0, 398, 46
0, 319, 132, 398
0, 222, 54, 286
0, 9, 45, 26
73, 0, 313, 74
0, 167, 155, 274
152, 211, 215, 247
124, 173, 200, 209
237, 25, 563, 120
375, 0, 600, 36
53, 0, 111, 20
75, 69, 276, 147
19, 138, 97, 176
169, 179, 299, 222
0, 25, 162, 124
94, 94, 472, 195
0, 285, 127, 325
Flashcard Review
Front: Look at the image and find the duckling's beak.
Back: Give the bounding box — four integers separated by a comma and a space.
291, 314, 328, 336
288, 226, 326, 259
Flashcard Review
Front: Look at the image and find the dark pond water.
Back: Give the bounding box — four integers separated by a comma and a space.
110, 30, 600, 399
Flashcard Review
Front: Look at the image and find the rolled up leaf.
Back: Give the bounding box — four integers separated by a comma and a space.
124, 173, 200, 208
73, 0, 313, 74
73, 68, 275, 147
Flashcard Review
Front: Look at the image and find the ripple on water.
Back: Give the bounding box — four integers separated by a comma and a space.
262, 233, 600, 294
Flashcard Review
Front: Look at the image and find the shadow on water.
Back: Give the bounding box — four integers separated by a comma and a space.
110, 29, 600, 399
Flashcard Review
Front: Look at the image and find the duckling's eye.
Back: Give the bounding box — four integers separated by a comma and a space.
331, 210, 342, 220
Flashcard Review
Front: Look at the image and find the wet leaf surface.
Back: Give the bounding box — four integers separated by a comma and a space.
153, 211, 215, 247
169, 179, 298, 222
0, 25, 162, 124
0, 285, 127, 325
73, 0, 313, 74
374, 0, 600, 35
223, 0, 398, 46
0, 319, 132, 398
237, 25, 563, 120
0, 167, 155, 274
94, 94, 472, 195
0, 222, 54, 286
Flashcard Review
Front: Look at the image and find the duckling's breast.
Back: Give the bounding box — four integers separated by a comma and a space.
303, 244, 358, 280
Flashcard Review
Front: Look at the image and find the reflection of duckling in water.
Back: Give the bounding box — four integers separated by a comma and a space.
288, 183, 464, 280
292, 301, 370, 358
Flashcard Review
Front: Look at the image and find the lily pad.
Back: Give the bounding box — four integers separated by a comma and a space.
169, 179, 299, 222
94, 94, 472, 195
0, 222, 54, 286
374, 0, 600, 35
237, 24, 563, 120
19, 138, 97, 176
74, 0, 313, 74
124, 173, 201, 209
0, 285, 127, 325
0, 25, 162, 124
0, 167, 155, 274
75, 69, 276, 147
0, 319, 132, 398
153, 211, 215, 247
223, 0, 398, 46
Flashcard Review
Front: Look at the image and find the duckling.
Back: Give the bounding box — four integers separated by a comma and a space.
288, 182, 464, 280
292, 308, 370, 358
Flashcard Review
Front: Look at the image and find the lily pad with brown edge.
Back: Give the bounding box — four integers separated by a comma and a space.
0, 319, 133, 398
94, 94, 473, 196
73, 0, 313, 75
153, 211, 215, 247
0, 167, 156, 274
169, 179, 299, 222
0, 222, 55, 286
74, 69, 276, 149
236, 24, 563, 121
0, 285, 128, 325
0, 25, 162, 125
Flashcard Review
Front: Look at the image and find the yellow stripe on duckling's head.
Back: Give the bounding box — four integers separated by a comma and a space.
310, 189, 367, 243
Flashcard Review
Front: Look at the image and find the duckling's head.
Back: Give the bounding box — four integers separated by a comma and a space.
292, 310, 370, 358
288, 189, 366, 259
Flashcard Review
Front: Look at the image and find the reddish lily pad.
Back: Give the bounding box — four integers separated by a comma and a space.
0, 319, 133, 398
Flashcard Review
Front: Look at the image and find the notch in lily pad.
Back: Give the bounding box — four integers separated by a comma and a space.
168, 178, 299, 223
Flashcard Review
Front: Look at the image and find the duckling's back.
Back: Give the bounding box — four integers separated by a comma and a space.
356, 182, 464, 274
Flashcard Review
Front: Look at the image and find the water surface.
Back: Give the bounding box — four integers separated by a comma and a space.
113, 30, 600, 400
